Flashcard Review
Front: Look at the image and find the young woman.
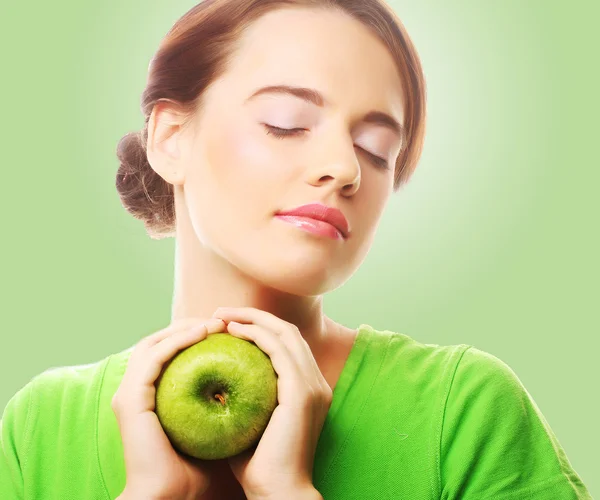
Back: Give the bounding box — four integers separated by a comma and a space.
1, 1, 592, 499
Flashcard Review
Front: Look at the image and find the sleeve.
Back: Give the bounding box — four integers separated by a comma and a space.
439, 346, 592, 500
0, 381, 34, 500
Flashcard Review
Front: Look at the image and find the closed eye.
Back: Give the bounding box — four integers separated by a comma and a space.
262, 124, 390, 170
263, 124, 307, 138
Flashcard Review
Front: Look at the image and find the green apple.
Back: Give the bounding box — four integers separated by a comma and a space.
155, 332, 278, 460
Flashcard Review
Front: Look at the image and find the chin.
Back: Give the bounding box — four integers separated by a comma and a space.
257, 263, 349, 297
225, 234, 353, 295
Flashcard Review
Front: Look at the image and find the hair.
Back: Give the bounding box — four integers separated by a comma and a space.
116, 0, 427, 240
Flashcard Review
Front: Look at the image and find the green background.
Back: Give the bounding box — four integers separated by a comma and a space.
1, 0, 598, 495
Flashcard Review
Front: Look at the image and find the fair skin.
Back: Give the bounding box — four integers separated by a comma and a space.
144, 5, 404, 499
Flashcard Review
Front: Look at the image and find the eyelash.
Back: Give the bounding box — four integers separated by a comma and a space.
263, 124, 390, 170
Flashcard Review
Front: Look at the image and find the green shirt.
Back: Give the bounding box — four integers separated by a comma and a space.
1, 324, 592, 499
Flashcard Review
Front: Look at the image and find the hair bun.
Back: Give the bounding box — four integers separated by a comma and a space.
115, 130, 175, 239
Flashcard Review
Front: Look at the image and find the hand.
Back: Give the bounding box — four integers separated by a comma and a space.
111, 317, 228, 500
211, 306, 333, 499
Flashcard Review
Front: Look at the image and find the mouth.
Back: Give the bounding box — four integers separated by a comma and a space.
274, 215, 345, 241
275, 203, 350, 239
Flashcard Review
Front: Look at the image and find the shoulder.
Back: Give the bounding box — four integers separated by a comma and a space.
1, 351, 115, 472
360, 324, 473, 386
372, 327, 523, 402
2, 351, 116, 435
444, 345, 532, 416
29, 353, 114, 404
452, 344, 521, 381
441, 345, 538, 442
357, 324, 474, 430
439, 346, 593, 498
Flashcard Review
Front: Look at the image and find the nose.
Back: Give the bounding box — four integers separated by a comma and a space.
308, 127, 361, 196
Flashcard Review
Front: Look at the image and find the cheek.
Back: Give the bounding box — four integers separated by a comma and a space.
199, 122, 283, 219
229, 126, 279, 181
208, 122, 289, 202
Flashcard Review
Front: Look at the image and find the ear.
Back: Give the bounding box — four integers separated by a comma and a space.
146, 99, 191, 186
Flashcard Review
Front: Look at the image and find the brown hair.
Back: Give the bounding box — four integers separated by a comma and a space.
116, 0, 427, 240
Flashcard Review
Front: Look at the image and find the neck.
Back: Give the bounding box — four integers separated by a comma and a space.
170, 216, 334, 354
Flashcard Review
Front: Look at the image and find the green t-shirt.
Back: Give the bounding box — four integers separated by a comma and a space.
1, 324, 592, 499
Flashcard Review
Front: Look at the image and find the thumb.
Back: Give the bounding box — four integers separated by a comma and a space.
227, 445, 256, 481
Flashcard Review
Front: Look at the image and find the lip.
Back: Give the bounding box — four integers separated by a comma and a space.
276, 203, 350, 239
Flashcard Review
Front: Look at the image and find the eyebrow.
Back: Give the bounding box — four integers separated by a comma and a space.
246, 84, 405, 141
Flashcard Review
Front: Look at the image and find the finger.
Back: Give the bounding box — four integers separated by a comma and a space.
213, 307, 286, 333
225, 322, 312, 409
216, 308, 326, 393
117, 409, 173, 468
138, 317, 225, 349
141, 318, 227, 385
153, 318, 227, 348
115, 319, 227, 414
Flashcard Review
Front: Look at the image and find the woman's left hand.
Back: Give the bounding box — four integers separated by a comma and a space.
211, 306, 332, 500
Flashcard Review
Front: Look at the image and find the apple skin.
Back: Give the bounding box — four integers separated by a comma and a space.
155, 332, 278, 460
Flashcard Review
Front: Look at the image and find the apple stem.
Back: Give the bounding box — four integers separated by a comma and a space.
214, 393, 226, 405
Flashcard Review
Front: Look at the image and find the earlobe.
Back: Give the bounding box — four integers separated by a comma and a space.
146, 100, 187, 185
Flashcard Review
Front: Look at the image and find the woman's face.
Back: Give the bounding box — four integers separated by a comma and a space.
176, 7, 405, 296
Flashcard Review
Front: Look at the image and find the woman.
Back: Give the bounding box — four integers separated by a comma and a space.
0, 0, 592, 499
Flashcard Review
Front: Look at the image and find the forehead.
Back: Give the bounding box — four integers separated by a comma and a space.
213, 7, 405, 123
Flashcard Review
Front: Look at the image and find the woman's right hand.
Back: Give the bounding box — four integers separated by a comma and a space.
111, 317, 228, 500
